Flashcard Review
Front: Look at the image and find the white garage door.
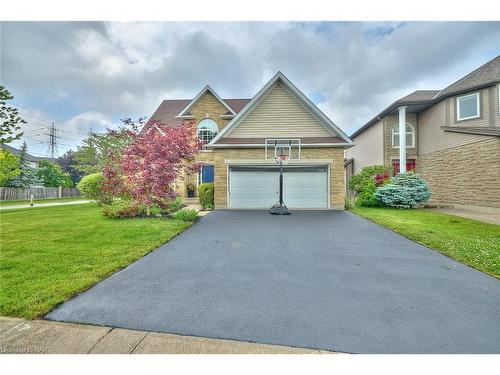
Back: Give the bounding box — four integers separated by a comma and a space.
229, 166, 328, 209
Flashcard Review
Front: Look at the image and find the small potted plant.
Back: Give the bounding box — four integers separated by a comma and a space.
186, 182, 196, 198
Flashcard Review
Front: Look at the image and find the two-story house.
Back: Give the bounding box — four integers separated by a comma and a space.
346, 55, 500, 210
143, 72, 353, 210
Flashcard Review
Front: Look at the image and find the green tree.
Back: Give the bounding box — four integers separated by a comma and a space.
57, 150, 84, 185
0, 86, 25, 144
36, 160, 72, 187
0, 149, 20, 186
73, 118, 143, 175
6, 142, 41, 187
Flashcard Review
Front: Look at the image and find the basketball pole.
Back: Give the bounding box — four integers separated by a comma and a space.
270, 155, 291, 215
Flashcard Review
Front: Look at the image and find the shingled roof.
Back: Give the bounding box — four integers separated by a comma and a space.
141, 98, 251, 134
351, 55, 500, 138
435, 55, 500, 99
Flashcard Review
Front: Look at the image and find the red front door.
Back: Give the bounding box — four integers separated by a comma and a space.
392, 159, 416, 176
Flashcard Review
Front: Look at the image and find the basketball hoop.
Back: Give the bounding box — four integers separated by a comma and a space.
270, 152, 291, 215
275, 153, 290, 165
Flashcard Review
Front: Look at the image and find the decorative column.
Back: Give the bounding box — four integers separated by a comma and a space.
398, 106, 407, 173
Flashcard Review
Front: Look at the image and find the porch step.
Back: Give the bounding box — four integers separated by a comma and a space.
183, 198, 199, 204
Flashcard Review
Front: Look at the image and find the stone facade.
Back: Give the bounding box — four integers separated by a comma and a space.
382, 113, 418, 169
418, 138, 500, 208
175, 91, 229, 198
212, 147, 345, 209
189, 91, 231, 131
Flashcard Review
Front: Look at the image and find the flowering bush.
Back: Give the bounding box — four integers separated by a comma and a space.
348, 165, 391, 207
374, 171, 390, 186
375, 172, 431, 208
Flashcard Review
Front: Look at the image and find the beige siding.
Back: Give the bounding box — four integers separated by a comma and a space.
226, 82, 332, 138
419, 100, 491, 155
346, 121, 384, 173
448, 87, 491, 127
495, 84, 500, 124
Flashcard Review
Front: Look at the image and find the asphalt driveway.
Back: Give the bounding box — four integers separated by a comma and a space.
46, 211, 500, 353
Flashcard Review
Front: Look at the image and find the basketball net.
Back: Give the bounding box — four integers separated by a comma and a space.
275, 153, 290, 165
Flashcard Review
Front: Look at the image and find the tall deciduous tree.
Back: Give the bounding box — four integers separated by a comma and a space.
36, 160, 72, 187
74, 118, 141, 174
6, 142, 41, 187
57, 150, 84, 185
117, 121, 200, 209
0, 149, 20, 186
0, 86, 25, 144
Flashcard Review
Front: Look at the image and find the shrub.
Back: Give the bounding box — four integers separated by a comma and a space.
173, 208, 198, 222
348, 165, 390, 207
198, 182, 214, 209
375, 172, 431, 208
165, 197, 184, 213
348, 165, 391, 193
102, 199, 146, 218
77, 173, 111, 204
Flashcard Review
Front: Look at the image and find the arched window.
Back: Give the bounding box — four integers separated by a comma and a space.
197, 119, 219, 144
392, 124, 415, 147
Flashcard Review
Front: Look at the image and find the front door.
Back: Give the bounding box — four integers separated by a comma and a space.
392, 159, 416, 175
200, 165, 214, 183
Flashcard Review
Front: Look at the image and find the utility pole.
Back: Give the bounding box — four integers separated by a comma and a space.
46, 122, 59, 158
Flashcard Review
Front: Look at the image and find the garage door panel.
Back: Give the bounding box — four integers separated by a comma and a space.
284, 171, 328, 208
229, 171, 279, 208
229, 166, 329, 209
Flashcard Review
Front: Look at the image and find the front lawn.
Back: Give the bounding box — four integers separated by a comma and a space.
0, 197, 85, 207
0, 204, 192, 318
352, 207, 500, 278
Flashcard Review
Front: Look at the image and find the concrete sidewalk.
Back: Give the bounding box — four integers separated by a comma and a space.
0, 200, 91, 210
0, 317, 330, 354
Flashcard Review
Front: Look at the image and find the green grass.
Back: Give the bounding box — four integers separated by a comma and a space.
352, 207, 500, 278
0, 197, 86, 207
0, 204, 192, 318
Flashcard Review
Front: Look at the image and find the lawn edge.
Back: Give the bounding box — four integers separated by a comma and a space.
35, 218, 196, 320
350, 208, 500, 280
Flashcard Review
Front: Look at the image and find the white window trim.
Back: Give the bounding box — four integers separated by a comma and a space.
391, 123, 415, 148
456, 92, 480, 121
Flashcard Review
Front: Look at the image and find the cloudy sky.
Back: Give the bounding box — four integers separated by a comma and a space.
2, 21, 500, 157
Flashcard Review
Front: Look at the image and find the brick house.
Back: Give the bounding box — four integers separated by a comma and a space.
143, 72, 353, 209
346, 55, 500, 210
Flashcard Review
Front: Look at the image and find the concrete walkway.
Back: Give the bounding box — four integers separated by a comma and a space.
0, 200, 91, 210
0, 317, 330, 354
430, 207, 500, 225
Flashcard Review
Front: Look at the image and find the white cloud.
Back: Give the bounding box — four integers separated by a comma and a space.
3, 21, 500, 143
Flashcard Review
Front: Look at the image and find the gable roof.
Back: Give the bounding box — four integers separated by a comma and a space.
434, 55, 500, 99
140, 98, 250, 135
208, 72, 353, 146
176, 85, 237, 118
351, 54, 500, 139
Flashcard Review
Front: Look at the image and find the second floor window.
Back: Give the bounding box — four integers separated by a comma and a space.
392, 124, 415, 148
197, 119, 219, 144
457, 92, 480, 121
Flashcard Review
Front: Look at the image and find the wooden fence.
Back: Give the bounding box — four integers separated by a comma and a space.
0, 187, 81, 201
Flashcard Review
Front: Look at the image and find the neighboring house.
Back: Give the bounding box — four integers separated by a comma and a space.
0, 143, 55, 168
346, 55, 500, 210
144, 72, 353, 209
